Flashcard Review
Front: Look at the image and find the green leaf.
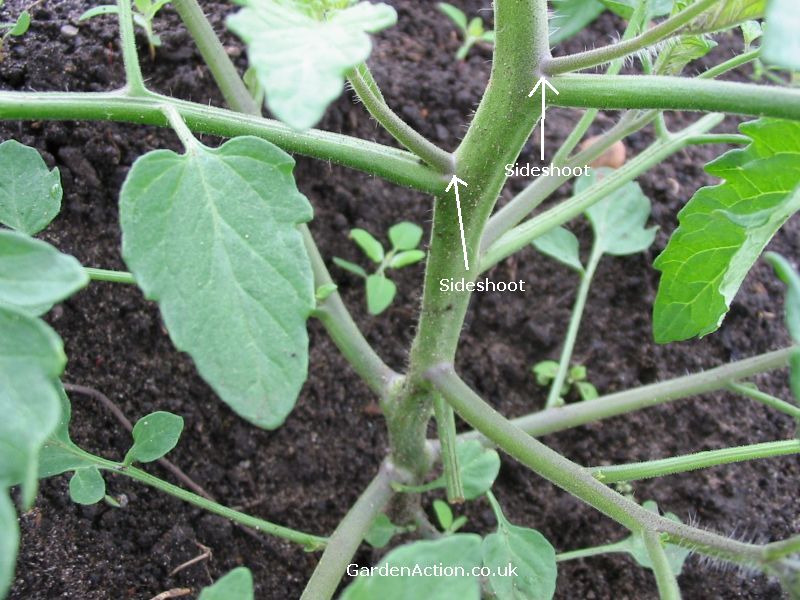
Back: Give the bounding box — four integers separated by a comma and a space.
79, 5, 119, 20
389, 249, 425, 269
532, 226, 584, 274
532, 360, 559, 385
550, 0, 605, 45
455, 439, 501, 500
124, 411, 184, 465
315, 282, 338, 301
388, 221, 423, 250
741, 19, 763, 48
69, 466, 106, 505
350, 228, 384, 263
600, 0, 673, 19
365, 514, 402, 549
580, 170, 657, 256
568, 364, 587, 382
199, 567, 254, 600
38, 384, 95, 479
333, 256, 368, 278
0, 139, 62, 235
433, 498, 454, 531
654, 34, 717, 75
120, 136, 314, 429
619, 501, 691, 575
438, 2, 467, 31
366, 274, 396, 315
0, 230, 88, 315
341, 535, 483, 599
466, 16, 484, 38
680, 0, 765, 34
483, 492, 557, 600
8, 10, 30, 36
0, 491, 18, 599
653, 118, 800, 343
227, 1, 397, 130
762, 0, 800, 70
576, 381, 599, 401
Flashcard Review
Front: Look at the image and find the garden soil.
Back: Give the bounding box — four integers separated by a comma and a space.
2, 0, 799, 598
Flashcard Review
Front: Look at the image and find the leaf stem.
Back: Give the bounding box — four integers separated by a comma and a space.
544, 0, 721, 75
545, 244, 601, 409
348, 63, 454, 174
643, 530, 683, 600
590, 439, 800, 483
433, 393, 464, 503
84, 267, 136, 284
162, 105, 199, 151
116, 0, 147, 96
699, 49, 761, 80
685, 133, 751, 145
556, 540, 629, 562
300, 461, 401, 600
726, 382, 800, 421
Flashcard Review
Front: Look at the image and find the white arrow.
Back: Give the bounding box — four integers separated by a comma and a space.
528, 76, 560, 162
445, 175, 470, 271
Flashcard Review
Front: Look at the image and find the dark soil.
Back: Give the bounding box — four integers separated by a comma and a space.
2, 0, 798, 598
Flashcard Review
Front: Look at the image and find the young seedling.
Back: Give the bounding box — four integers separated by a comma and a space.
0, 1, 30, 61
333, 221, 425, 315
80, 0, 169, 59
532, 360, 598, 402
432, 499, 467, 535
437, 2, 494, 60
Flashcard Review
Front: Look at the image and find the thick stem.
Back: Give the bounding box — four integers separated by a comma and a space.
116, 0, 147, 95
544, 0, 720, 75
549, 75, 800, 121
643, 530, 683, 600
433, 393, 463, 503
348, 64, 454, 173
590, 440, 800, 484
545, 245, 601, 408
171, 0, 260, 116
300, 461, 401, 600
0, 90, 444, 194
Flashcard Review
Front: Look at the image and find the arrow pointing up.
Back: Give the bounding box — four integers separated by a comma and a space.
445, 175, 470, 271
528, 77, 560, 162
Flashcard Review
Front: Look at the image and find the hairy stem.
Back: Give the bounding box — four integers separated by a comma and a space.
300, 461, 401, 600
348, 63, 454, 173
116, 0, 147, 95
643, 530, 682, 600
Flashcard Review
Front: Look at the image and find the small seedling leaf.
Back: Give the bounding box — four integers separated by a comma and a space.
366, 274, 396, 315
532, 360, 559, 385
0, 230, 89, 315
124, 411, 184, 465
365, 514, 400, 548
599, 0, 672, 20
120, 136, 314, 430
568, 364, 587, 382
333, 257, 368, 278
653, 118, 800, 343
228, 1, 397, 130
455, 439, 501, 500
341, 535, 483, 599
433, 498, 454, 531
388, 221, 423, 250
483, 492, 557, 600
579, 169, 657, 257
466, 16, 484, 38
618, 501, 691, 575
655, 34, 717, 75
680, 0, 766, 35
0, 140, 62, 234
198, 567, 254, 600
532, 226, 584, 274
350, 228, 385, 263
741, 20, 763, 48
389, 249, 426, 269
549, 0, 604, 45
69, 466, 106, 505
315, 282, 338, 302
762, 0, 800, 70
8, 10, 29, 36
438, 2, 467, 31
576, 381, 599, 401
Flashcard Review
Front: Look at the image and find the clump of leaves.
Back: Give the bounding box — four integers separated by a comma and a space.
80, 0, 169, 59
334, 221, 425, 315
437, 2, 494, 61
532, 360, 598, 402
0, 1, 30, 61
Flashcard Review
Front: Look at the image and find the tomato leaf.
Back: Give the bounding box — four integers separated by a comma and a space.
762, 0, 800, 70
341, 535, 483, 599
0, 230, 88, 315
654, 35, 717, 75
438, 2, 468, 31
0, 140, 62, 235
120, 136, 314, 429
366, 274, 396, 315
124, 411, 184, 465
38, 384, 95, 478
199, 567, 254, 600
680, 0, 765, 34
68, 466, 106, 505
617, 501, 691, 575
653, 119, 800, 343
455, 440, 500, 500
532, 226, 584, 274
227, 0, 396, 130
549, 0, 605, 45
350, 228, 385, 263
389, 249, 425, 269
388, 221, 423, 251
333, 257, 368, 278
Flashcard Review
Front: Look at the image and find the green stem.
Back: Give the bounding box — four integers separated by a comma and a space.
590, 439, 800, 483
171, 0, 259, 116
163, 104, 199, 150
685, 133, 751, 145
545, 245, 601, 409
699, 49, 761, 80
726, 382, 800, 421
84, 267, 136, 284
763, 535, 800, 562
433, 393, 463, 503
549, 75, 800, 121
426, 365, 770, 565
544, 0, 721, 75
0, 90, 444, 194
116, 0, 147, 95
300, 461, 401, 600
348, 63, 454, 173
557, 540, 629, 562
643, 530, 683, 600
482, 114, 722, 271
456, 346, 795, 442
